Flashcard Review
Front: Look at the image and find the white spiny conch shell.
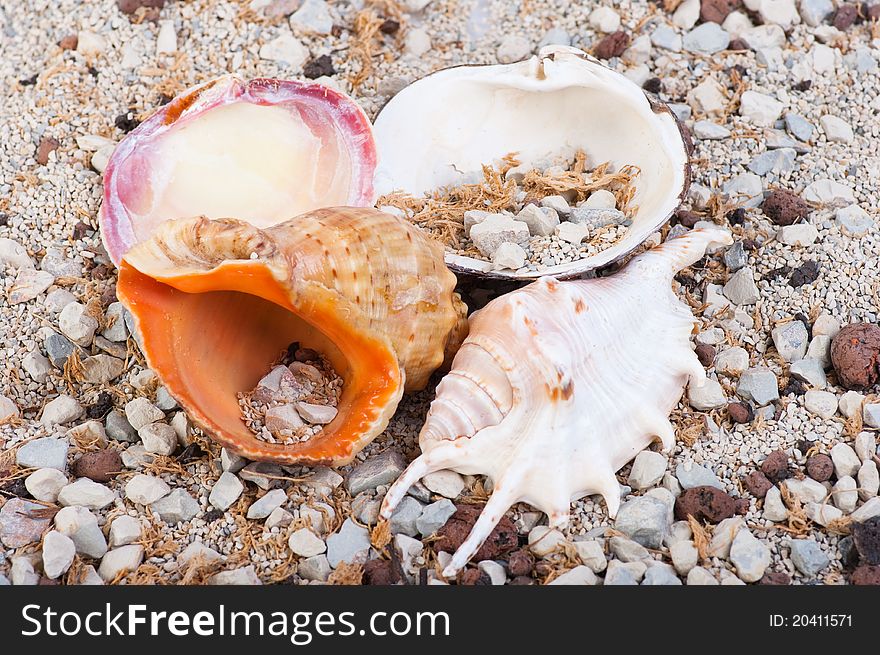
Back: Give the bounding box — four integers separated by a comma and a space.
373, 44, 691, 280
380, 227, 733, 576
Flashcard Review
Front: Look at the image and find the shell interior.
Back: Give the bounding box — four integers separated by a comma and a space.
373, 45, 690, 279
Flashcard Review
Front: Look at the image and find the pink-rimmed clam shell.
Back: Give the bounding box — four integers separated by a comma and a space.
100, 76, 377, 265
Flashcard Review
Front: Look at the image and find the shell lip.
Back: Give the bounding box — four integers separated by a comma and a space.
100, 75, 378, 267
373, 46, 691, 282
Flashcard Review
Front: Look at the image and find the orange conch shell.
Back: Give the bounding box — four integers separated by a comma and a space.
116, 207, 468, 465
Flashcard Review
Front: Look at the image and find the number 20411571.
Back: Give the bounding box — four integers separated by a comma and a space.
770, 615, 852, 627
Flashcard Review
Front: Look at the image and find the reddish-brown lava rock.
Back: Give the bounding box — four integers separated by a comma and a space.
58, 34, 78, 50
760, 449, 790, 482
433, 504, 518, 561
459, 568, 491, 585
675, 210, 700, 228
851, 565, 880, 585
674, 486, 736, 523
805, 454, 834, 482
758, 571, 791, 585
509, 575, 535, 585
700, 0, 742, 24
734, 498, 750, 515
71, 450, 123, 483
742, 471, 772, 498
117, 0, 165, 13
507, 549, 534, 577
761, 189, 811, 226
363, 559, 401, 585
833, 3, 859, 30
35, 137, 60, 166
830, 323, 880, 390
728, 401, 753, 424
852, 516, 880, 566
694, 344, 716, 368
593, 31, 629, 59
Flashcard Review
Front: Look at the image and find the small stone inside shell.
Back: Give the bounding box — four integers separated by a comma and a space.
376, 149, 639, 273
237, 343, 342, 446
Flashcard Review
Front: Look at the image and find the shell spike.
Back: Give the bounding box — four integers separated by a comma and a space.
379, 455, 432, 520
653, 417, 676, 453
443, 484, 519, 577
597, 474, 622, 518
631, 227, 733, 279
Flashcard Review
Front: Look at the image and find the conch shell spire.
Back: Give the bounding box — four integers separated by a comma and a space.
380, 227, 733, 577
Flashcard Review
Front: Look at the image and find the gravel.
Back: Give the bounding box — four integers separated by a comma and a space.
15, 437, 69, 470
614, 496, 671, 548
326, 519, 371, 568
344, 449, 407, 496
729, 529, 771, 582
57, 478, 117, 509
789, 539, 830, 576
54, 506, 108, 559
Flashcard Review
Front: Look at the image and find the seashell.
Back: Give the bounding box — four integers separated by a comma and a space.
379, 227, 732, 576
372, 45, 691, 280
100, 76, 377, 265
115, 207, 468, 465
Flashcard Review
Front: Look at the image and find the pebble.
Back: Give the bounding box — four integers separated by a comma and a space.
389, 496, 424, 536
151, 488, 200, 524
806, 335, 831, 367
44, 333, 75, 368
687, 566, 719, 585
42, 531, 76, 579
614, 496, 670, 548
496, 34, 531, 63
239, 462, 283, 490
105, 410, 139, 442
642, 562, 683, 586
345, 449, 407, 496
588, 6, 620, 32
264, 404, 305, 432
209, 472, 244, 511
688, 378, 727, 410
57, 478, 116, 510
258, 30, 307, 70
673, 0, 701, 28
25, 468, 68, 502
763, 485, 789, 521
819, 115, 854, 144
404, 28, 432, 57
743, 24, 786, 49
266, 507, 295, 530
603, 560, 645, 585
246, 489, 288, 519
295, 402, 337, 425
554, 222, 588, 245
676, 462, 723, 490
736, 367, 779, 405
609, 536, 650, 562
739, 90, 784, 127
208, 566, 262, 585
517, 204, 559, 237
416, 499, 456, 536
783, 477, 827, 504
289, 0, 333, 34
125, 474, 171, 505
493, 242, 527, 270
835, 204, 874, 237
714, 347, 749, 376
177, 541, 222, 567
851, 498, 880, 522
730, 529, 771, 582
800, 0, 834, 25
124, 397, 164, 430
574, 539, 607, 573
108, 516, 141, 547
833, 476, 858, 514
16, 437, 69, 470
627, 451, 667, 490
288, 528, 327, 557
789, 358, 826, 389
859, 461, 880, 501
422, 470, 465, 499
804, 390, 838, 419
831, 443, 862, 479
0, 395, 19, 423
10, 557, 40, 586
804, 502, 843, 527
0, 498, 50, 548
326, 518, 371, 567
41, 395, 84, 426
749, 148, 797, 176
707, 516, 745, 559
8, 269, 54, 304
0, 238, 34, 269
58, 302, 98, 346
802, 178, 855, 205
528, 526, 566, 557
651, 25, 683, 52
298, 555, 331, 581
682, 22, 730, 54
54, 506, 107, 558
22, 352, 51, 382
784, 112, 814, 141
723, 267, 760, 305
549, 566, 599, 585
693, 120, 731, 140
138, 422, 177, 455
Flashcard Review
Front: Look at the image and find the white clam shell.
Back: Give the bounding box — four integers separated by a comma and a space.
380, 227, 733, 576
373, 45, 691, 279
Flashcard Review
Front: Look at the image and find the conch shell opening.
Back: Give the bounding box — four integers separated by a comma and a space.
116, 208, 468, 465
